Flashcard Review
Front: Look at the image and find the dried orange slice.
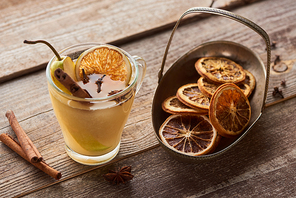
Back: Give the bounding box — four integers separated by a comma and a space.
197, 77, 221, 98
198, 76, 251, 98
176, 83, 210, 110
159, 114, 218, 156
242, 70, 256, 96
75, 45, 131, 85
195, 57, 245, 84
162, 96, 208, 115
209, 83, 251, 138
237, 83, 251, 98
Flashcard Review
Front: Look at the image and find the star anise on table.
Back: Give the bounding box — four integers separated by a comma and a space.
103, 166, 134, 185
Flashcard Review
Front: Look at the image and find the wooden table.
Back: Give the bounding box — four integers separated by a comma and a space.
1, 0, 296, 197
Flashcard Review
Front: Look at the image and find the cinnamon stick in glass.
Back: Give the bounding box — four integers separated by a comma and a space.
54, 68, 92, 98
5, 110, 43, 163
0, 133, 62, 180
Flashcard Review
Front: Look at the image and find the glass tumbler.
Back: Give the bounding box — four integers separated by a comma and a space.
46, 43, 146, 165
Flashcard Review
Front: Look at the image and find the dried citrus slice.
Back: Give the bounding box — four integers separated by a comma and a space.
237, 83, 251, 98
75, 45, 131, 85
195, 57, 245, 84
159, 114, 218, 156
209, 83, 251, 138
198, 77, 251, 98
242, 69, 256, 96
197, 77, 221, 98
176, 83, 210, 110
162, 96, 208, 115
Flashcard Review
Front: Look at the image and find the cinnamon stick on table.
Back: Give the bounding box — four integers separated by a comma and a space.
5, 110, 43, 163
0, 133, 61, 180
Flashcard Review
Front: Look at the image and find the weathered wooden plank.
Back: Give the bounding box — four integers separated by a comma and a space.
0, 56, 156, 197
1, 0, 296, 197
22, 96, 296, 197
0, 110, 157, 197
0, 0, 261, 83
0, 64, 156, 197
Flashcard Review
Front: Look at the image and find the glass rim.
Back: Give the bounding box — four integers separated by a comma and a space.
46, 43, 139, 102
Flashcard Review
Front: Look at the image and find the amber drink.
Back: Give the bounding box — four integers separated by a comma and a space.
46, 43, 146, 165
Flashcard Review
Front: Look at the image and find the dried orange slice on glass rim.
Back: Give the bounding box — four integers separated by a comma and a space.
176, 83, 210, 111
162, 96, 208, 115
195, 57, 245, 84
75, 45, 132, 85
159, 114, 219, 156
209, 83, 251, 138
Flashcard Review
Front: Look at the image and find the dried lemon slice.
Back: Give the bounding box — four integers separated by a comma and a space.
176, 83, 210, 110
75, 45, 131, 85
159, 114, 218, 156
209, 83, 251, 138
198, 76, 251, 98
195, 57, 245, 84
162, 96, 208, 115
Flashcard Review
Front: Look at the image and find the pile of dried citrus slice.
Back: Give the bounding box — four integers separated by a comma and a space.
160, 57, 255, 156
195, 57, 256, 99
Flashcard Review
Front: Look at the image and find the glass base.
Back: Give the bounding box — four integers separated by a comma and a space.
65, 143, 120, 165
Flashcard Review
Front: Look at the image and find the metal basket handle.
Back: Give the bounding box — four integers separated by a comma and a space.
158, 7, 271, 112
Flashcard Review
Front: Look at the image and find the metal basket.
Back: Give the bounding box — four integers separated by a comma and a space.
152, 7, 271, 162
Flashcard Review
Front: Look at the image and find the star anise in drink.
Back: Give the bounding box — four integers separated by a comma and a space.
103, 166, 134, 185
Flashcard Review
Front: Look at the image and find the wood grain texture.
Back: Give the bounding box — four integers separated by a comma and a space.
0, 0, 261, 83
23, 96, 296, 197
0, 75, 156, 197
1, 0, 296, 197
